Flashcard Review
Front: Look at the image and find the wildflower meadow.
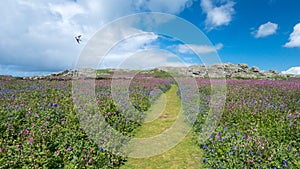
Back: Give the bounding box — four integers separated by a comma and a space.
0, 74, 299, 168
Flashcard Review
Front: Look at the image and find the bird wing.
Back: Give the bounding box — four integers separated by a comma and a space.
75, 35, 82, 43
75, 37, 80, 43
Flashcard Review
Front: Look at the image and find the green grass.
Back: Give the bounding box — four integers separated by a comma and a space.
121, 85, 202, 169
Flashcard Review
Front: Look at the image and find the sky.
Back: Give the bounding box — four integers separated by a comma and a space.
0, 0, 299, 76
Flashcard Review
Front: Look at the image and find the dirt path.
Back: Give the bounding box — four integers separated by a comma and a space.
121, 85, 202, 169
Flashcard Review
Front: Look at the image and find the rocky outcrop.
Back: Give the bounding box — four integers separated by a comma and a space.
18, 63, 296, 80
157, 63, 288, 80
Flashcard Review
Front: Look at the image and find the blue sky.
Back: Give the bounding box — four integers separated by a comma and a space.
0, 0, 299, 76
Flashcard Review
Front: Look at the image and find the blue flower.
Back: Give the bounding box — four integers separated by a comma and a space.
202, 145, 208, 149
99, 145, 104, 152
232, 146, 237, 150
282, 160, 289, 168
222, 126, 227, 131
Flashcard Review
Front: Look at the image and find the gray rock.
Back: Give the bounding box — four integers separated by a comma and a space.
250, 66, 260, 72
238, 64, 249, 69
269, 70, 279, 74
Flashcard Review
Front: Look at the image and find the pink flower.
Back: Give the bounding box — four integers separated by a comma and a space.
249, 159, 254, 163
268, 157, 272, 161
56, 150, 60, 155
46, 116, 50, 120
0, 148, 3, 153
22, 129, 29, 135
89, 157, 93, 163
28, 136, 34, 145
247, 136, 252, 141
253, 128, 257, 132
67, 146, 72, 151
89, 147, 93, 153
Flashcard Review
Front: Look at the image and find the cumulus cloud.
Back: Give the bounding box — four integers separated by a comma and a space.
282, 67, 300, 75
144, 0, 193, 14
111, 50, 188, 69
253, 22, 278, 38
0, 0, 194, 76
284, 23, 300, 48
200, 0, 235, 30
100, 32, 160, 68
176, 43, 223, 54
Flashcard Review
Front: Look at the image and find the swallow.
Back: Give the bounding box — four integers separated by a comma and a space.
75, 35, 82, 44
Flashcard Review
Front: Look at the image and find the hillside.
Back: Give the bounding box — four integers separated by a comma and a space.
18, 63, 300, 81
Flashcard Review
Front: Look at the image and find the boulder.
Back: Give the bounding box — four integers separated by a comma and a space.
250, 66, 260, 72
269, 69, 279, 74
238, 64, 249, 69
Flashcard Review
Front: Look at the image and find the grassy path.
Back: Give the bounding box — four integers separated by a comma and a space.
121, 85, 202, 169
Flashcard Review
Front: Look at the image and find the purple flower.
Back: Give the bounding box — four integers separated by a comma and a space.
243, 134, 247, 140
46, 116, 50, 120
89, 157, 93, 163
22, 129, 29, 135
67, 146, 72, 151
28, 136, 34, 145
282, 160, 289, 167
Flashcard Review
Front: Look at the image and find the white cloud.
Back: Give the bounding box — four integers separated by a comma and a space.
253, 22, 278, 38
200, 0, 235, 30
176, 43, 223, 54
282, 67, 300, 75
108, 50, 188, 69
0, 0, 194, 76
144, 0, 193, 14
284, 23, 300, 48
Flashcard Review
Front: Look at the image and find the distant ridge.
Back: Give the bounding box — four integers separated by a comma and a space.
17, 63, 300, 81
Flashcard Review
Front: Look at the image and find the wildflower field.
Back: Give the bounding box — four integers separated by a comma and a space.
196, 79, 300, 168
0, 74, 299, 168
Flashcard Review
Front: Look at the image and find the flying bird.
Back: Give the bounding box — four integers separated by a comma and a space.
75, 35, 82, 44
